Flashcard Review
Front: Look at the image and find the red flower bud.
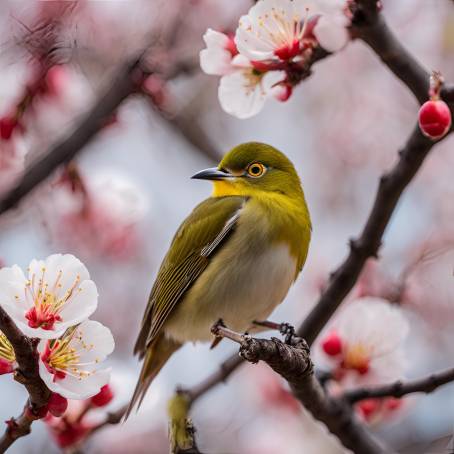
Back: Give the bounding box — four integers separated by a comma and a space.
321, 331, 342, 356
90, 384, 114, 407
0, 359, 14, 375
385, 397, 402, 411
48, 393, 68, 417
274, 84, 293, 102
53, 422, 91, 448
418, 100, 451, 140
0, 116, 18, 141
357, 399, 379, 421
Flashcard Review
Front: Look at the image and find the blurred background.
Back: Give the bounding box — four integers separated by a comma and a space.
0, 1, 453, 453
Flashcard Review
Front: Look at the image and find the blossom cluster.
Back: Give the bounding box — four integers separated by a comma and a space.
0, 254, 114, 404
200, 0, 350, 118
0, 62, 92, 197
317, 297, 409, 424
45, 384, 115, 449
44, 165, 148, 260
258, 296, 410, 426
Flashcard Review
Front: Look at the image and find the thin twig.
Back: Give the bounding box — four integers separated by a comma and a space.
344, 367, 454, 404
87, 404, 128, 437
0, 403, 44, 453
182, 354, 243, 404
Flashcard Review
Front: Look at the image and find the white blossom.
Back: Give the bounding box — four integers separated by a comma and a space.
318, 297, 409, 383
0, 254, 98, 339
235, 0, 349, 61
38, 320, 114, 399
218, 55, 286, 119
47, 171, 148, 259
200, 29, 237, 76
312, 0, 350, 52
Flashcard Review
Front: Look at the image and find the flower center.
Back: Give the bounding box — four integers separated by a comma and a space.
342, 343, 370, 374
41, 328, 98, 382
242, 70, 265, 95
274, 38, 300, 60
19, 267, 82, 330
254, 7, 309, 60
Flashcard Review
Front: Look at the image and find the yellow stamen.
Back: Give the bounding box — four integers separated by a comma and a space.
344, 343, 370, 370
45, 327, 98, 380
0, 331, 15, 363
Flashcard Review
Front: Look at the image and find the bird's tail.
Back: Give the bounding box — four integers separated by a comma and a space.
124, 333, 181, 420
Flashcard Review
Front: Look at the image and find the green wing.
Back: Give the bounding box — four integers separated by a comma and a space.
134, 196, 247, 358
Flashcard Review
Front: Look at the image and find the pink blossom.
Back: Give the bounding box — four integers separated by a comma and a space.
46, 170, 148, 260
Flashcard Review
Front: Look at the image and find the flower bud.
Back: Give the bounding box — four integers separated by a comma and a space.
357, 399, 379, 421
0, 116, 18, 141
48, 393, 68, 417
385, 397, 402, 411
321, 331, 342, 356
54, 422, 91, 448
272, 83, 293, 102
90, 384, 114, 407
0, 358, 14, 375
418, 100, 451, 140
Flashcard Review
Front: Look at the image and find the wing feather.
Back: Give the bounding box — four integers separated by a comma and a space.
134, 196, 247, 358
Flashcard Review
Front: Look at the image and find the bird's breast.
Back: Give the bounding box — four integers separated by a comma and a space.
164, 204, 299, 343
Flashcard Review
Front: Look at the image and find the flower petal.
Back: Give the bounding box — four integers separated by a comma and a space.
218, 69, 285, 119
38, 320, 114, 400
313, 16, 349, 52
200, 29, 234, 76
58, 279, 98, 328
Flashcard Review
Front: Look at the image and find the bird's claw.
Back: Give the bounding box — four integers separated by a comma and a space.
279, 322, 296, 345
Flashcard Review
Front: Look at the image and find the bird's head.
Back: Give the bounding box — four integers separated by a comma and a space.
192, 142, 304, 199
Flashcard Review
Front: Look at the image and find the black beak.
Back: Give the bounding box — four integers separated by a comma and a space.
191, 167, 234, 181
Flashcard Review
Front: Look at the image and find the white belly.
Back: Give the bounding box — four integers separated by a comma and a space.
164, 242, 297, 343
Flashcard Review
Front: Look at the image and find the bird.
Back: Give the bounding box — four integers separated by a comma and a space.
126, 142, 311, 416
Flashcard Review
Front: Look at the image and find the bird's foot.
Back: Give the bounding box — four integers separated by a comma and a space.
253, 320, 296, 345
279, 322, 296, 345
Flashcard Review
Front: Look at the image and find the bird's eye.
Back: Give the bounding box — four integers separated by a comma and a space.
246, 162, 266, 178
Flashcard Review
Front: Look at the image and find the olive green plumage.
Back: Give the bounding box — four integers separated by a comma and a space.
127, 142, 311, 417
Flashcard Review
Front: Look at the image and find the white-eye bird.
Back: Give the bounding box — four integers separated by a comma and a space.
127, 142, 311, 416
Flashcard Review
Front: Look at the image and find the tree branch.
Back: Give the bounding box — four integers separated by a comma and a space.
0, 307, 51, 453
0, 57, 148, 217
213, 326, 391, 454
297, 124, 445, 345
351, 3, 430, 104
297, 4, 454, 346
0, 306, 50, 407
344, 367, 454, 404
181, 354, 243, 405
87, 404, 128, 437
0, 403, 45, 453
